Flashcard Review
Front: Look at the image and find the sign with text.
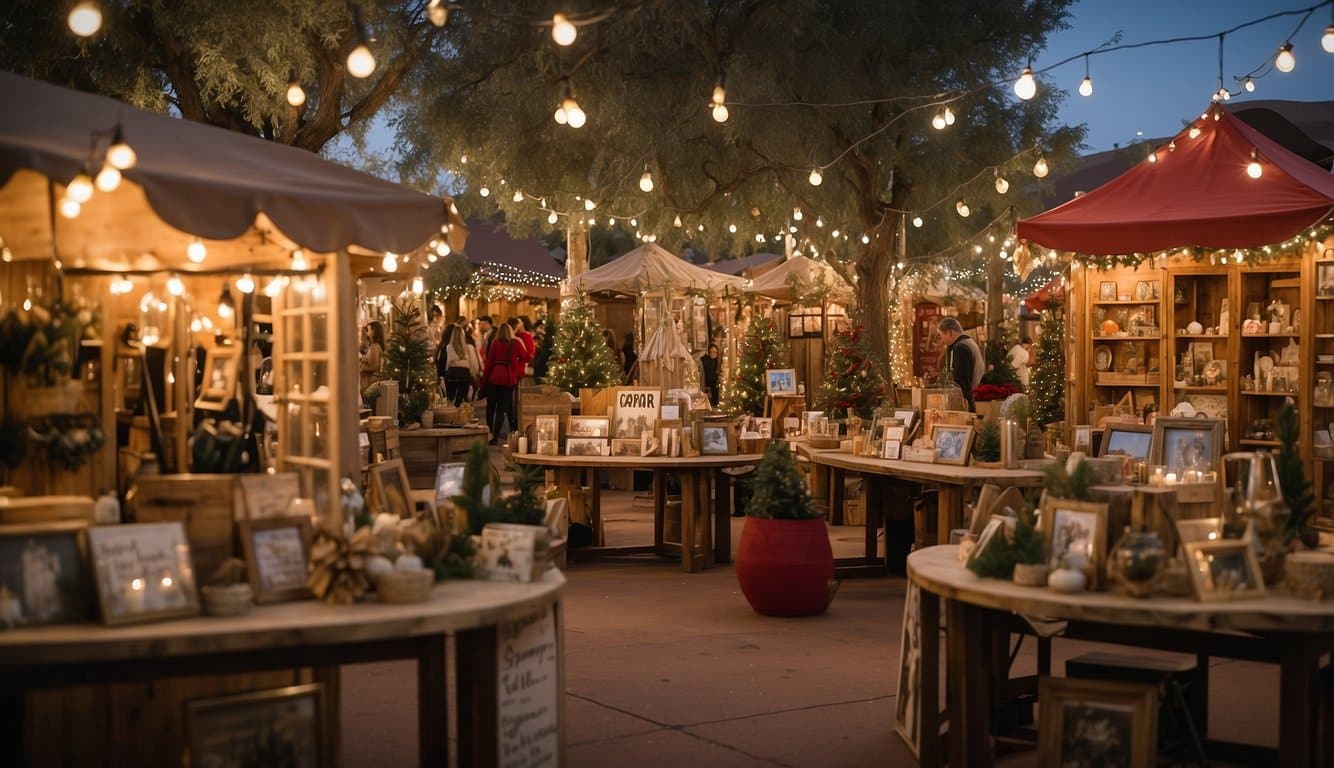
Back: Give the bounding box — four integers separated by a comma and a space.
87, 522, 200, 625
611, 388, 660, 439
498, 605, 561, 768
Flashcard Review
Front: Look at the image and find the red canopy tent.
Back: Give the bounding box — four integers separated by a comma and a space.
1017, 103, 1334, 254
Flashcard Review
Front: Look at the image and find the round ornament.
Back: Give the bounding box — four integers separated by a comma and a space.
1100, 319, 1120, 336
1186, 321, 1203, 334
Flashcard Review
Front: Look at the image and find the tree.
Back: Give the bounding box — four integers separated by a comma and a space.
722, 315, 786, 416
384, 297, 434, 425
814, 325, 885, 419
1, 0, 449, 153
1030, 306, 1065, 427
396, 0, 1082, 385
542, 293, 622, 393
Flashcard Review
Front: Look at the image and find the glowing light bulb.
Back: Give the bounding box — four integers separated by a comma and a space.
815, 216, 824, 228
639, 168, 654, 192
67, 2, 102, 36
584, 198, 596, 211
994, 174, 1009, 194
286, 79, 306, 107
291, 249, 308, 270
1242, 76, 1255, 93
1323, 24, 1334, 54
67, 172, 94, 203
861, 234, 870, 244
107, 129, 137, 170
1274, 43, 1295, 73
711, 103, 729, 123
382, 252, 398, 272
548, 211, 559, 224
1078, 76, 1093, 97
587, 217, 596, 226
187, 238, 207, 263
563, 98, 586, 128
411, 276, 424, 295
1189, 125, 1201, 139
551, 13, 576, 46
943, 107, 955, 125
793, 208, 803, 221
427, 0, 449, 27
1014, 67, 1036, 100
111, 275, 133, 295
1033, 154, 1049, 178
931, 112, 946, 130
513, 190, 524, 202
59, 197, 81, 219
728, 224, 737, 233
808, 168, 823, 186
711, 81, 726, 105
479, 186, 490, 197
1247, 152, 1263, 179
236, 274, 256, 294
167, 276, 185, 296
347, 44, 376, 78
912, 215, 923, 228
955, 198, 970, 218
554, 106, 567, 125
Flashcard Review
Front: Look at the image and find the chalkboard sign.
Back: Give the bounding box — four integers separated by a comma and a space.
497, 605, 561, 767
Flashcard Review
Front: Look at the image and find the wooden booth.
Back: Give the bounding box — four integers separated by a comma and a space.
745, 254, 855, 403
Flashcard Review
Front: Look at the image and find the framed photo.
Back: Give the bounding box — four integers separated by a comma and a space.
699, 423, 735, 455
1072, 425, 1092, 452
534, 415, 560, 444
239, 516, 313, 604
882, 440, 902, 460
802, 313, 824, 335
753, 417, 773, 439
611, 388, 660, 439
1190, 341, 1213, 374
1134, 280, 1156, 302
1152, 417, 1224, 475
1038, 676, 1159, 768
1319, 262, 1334, 297
1098, 281, 1117, 301
87, 522, 200, 625
692, 301, 709, 350
932, 424, 973, 466
368, 458, 413, 519
565, 437, 608, 456
610, 438, 642, 457
239, 473, 302, 521
1099, 423, 1153, 461
965, 516, 1007, 570
656, 419, 682, 458
893, 409, 921, 439
195, 345, 240, 411
567, 415, 610, 438
434, 462, 466, 506
1184, 539, 1265, 601
0, 520, 94, 627
765, 368, 798, 396
1041, 497, 1109, 590
1174, 517, 1222, 554
639, 431, 660, 456
187, 683, 326, 768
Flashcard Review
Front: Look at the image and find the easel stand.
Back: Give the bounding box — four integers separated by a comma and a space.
766, 394, 807, 429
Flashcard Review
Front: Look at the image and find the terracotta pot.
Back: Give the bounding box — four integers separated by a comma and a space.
735, 516, 835, 617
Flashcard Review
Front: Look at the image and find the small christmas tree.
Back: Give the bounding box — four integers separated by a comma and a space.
1030, 306, 1065, 427
383, 297, 435, 425
975, 420, 1001, 462
543, 293, 622, 393
979, 321, 1022, 389
815, 324, 886, 419
721, 315, 787, 416
743, 441, 821, 519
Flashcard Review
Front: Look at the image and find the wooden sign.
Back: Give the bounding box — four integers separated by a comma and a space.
611, 388, 660, 439
497, 605, 562, 768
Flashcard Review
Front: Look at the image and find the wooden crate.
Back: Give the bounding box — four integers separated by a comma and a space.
127, 473, 241, 583
521, 384, 574, 440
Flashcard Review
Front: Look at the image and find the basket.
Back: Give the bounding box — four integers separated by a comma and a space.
201, 584, 254, 617
1284, 552, 1334, 600
1012, 563, 1050, 587
377, 569, 434, 604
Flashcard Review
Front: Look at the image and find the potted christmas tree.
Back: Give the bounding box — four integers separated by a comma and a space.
383, 297, 435, 426
735, 441, 835, 616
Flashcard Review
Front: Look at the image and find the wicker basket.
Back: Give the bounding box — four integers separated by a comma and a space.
377, 569, 434, 604
201, 584, 254, 617
1284, 552, 1334, 600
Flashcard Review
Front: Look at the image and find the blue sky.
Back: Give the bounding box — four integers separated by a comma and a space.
1044, 0, 1334, 151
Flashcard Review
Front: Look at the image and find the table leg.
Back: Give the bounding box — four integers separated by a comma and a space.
681, 473, 698, 572
864, 478, 883, 562
713, 470, 732, 564
457, 626, 499, 767
830, 467, 846, 524
1278, 634, 1322, 766
700, 470, 715, 568
417, 634, 450, 768
917, 590, 942, 768
946, 599, 993, 766
936, 485, 964, 545
653, 469, 666, 550
589, 468, 604, 547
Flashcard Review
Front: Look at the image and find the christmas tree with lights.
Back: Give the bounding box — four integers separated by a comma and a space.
815, 324, 886, 419
887, 297, 914, 390
542, 293, 622, 393
1030, 306, 1065, 426
384, 297, 435, 425
722, 315, 787, 416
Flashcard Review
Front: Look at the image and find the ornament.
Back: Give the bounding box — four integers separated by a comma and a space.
1100, 319, 1120, 335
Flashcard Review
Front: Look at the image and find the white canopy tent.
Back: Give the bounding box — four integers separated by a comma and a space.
569, 243, 744, 295
745, 255, 855, 304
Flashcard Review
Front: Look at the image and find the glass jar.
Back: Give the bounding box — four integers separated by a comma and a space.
1316, 373, 1333, 407
1107, 528, 1166, 598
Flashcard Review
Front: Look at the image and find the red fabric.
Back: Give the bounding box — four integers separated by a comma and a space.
1018, 103, 1334, 254
1023, 276, 1064, 312
515, 330, 536, 362
483, 339, 523, 387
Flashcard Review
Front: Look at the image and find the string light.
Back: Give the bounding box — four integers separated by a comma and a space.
911, 215, 923, 228
554, 77, 586, 128
1078, 53, 1093, 97
67, 2, 102, 37
712, 102, 730, 123
1242, 75, 1255, 92
187, 238, 207, 263
955, 198, 970, 217
291, 249, 309, 270
808, 168, 823, 186
1274, 42, 1295, 73
639, 166, 654, 192
673, 214, 682, 227
815, 216, 824, 228
1247, 149, 1263, 178
286, 77, 306, 107
994, 170, 1009, 194
711, 73, 729, 122
236, 274, 256, 294
217, 284, 235, 318
943, 106, 955, 125
1147, 149, 1158, 164
345, 6, 376, 78
1013, 66, 1036, 100
411, 276, 424, 295
59, 197, 81, 219
584, 198, 596, 210
436, 240, 450, 256
548, 211, 559, 224
107, 126, 137, 170
427, 0, 449, 28
793, 207, 803, 221
1323, 23, 1334, 54
95, 164, 121, 192
1189, 125, 1202, 139
931, 111, 947, 130
382, 252, 398, 272
551, 13, 577, 46
67, 171, 94, 203
1033, 154, 1049, 178
479, 185, 490, 197
110, 275, 134, 295
861, 234, 870, 244
513, 190, 524, 202
167, 275, 185, 296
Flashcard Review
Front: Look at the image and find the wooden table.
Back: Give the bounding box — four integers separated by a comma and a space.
0, 572, 565, 768
513, 453, 764, 572
398, 426, 491, 489
907, 545, 1333, 767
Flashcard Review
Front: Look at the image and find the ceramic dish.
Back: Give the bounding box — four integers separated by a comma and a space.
1094, 345, 1112, 372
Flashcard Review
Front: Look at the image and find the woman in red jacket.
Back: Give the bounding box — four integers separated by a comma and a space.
483, 323, 525, 443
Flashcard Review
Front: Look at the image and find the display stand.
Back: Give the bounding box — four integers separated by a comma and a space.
765, 394, 806, 428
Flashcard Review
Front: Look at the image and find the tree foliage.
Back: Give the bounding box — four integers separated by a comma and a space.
543, 293, 622, 392
814, 324, 885, 419
384, 297, 435, 425
722, 314, 786, 416
1030, 307, 1065, 427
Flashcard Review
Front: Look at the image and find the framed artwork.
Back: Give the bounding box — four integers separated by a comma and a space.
753, 417, 773, 439
1151, 417, 1224, 475
1174, 517, 1222, 554
87, 522, 200, 626
565, 437, 608, 456
765, 368, 798, 396
1098, 281, 1117, 301
1132, 389, 1156, 412
1037, 676, 1158, 768
1190, 341, 1213, 374
932, 424, 973, 466
610, 438, 642, 457
656, 419, 682, 458
788, 314, 804, 338
239, 473, 302, 521
0, 520, 94, 627
195, 345, 240, 411
1134, 280, 1157, 302
699, 423, 735, 455
534, 415, 560, 444
567, 416, 611, 438
965, 517, 1007, 571
803, 313, 824, 335
894, 582, 923, 757
368, 459, 413, 519
1184, 539, 1265, 601
1072, 425, 1092, 452
1319, 262, 1334, 297
434, 462, 466, 507
239, 516, 313, 604
611, 388, 660, 439
1099, 423, 1153, 461
187, 683, 326, 768
893, 409, 921, 439
882, 439, 902, 460
1041, 497, 1109, 590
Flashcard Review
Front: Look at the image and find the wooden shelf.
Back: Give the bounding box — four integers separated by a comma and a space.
1173, 385, 1228, 393
1240, 391, 1299, 398
1173, 334, 1229, 340
1092, 336, 1161, 342
1240, 333, 1300, 339
1317, 334, 1334, 340
1240, 439, 1282, 447
1092, 300, 1159, 306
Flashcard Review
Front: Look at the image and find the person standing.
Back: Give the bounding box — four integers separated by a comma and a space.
425, 304, 446, 352
602, 329, 624, 370
483, 323, 524, 443
701, 342, 720, 406
621, 332, 638, 384
1008, 336, 1033, 389
937, 317, 984, 411
440, 325, 482, 406
477, 315, 494, 358
359, 320, 385, 396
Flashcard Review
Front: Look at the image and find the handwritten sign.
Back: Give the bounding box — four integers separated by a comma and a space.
253, 528, 307, 591
87, 522, 200, 625
480, 524, 549, 583
611, 388, 660, 439
497, 606, 560, 768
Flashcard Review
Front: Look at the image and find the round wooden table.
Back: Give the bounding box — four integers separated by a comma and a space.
906, 545, 1333, 767
513, 453, 764, 572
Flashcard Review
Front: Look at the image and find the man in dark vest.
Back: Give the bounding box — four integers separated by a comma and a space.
937, 317, 985, 412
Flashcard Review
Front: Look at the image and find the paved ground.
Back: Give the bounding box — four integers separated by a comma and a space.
339, 476, 1284, 767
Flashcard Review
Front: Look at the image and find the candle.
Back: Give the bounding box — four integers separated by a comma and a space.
125, 577, 146, 613
1150, 466, 1165, 487
1164, 472, 1178, 485
518, 436, 529, 454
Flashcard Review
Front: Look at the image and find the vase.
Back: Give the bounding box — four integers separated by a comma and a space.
1106, 528, 1166, 598
735, 516, 835, 617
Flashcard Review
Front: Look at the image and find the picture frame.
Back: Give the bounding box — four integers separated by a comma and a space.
1174, 517, 1223, 554
186, 683, 327, 768
1134, 279, 1156, 302
1151, 417, 1225, 475
965, 516, 1007, 571
565, 437, 609, 456
931, 424, 973, 466
238, 516, 314, 604
882, 439, 902, 460
1040, 497, 1109, 590
765, 368, 798, 396
788, 314, 804, 338
656, 419, 682, 458
610, 387, 661, 439
567, 415, 610, 438
698, 423, 735, 455
434, 461, 466, 507
893, 409, 921, 440
691, 301, 709, 350
802, 313, 824, 335
368, 458, 413, 519
610, 438, 642, 457
1037, 676, 1159, 768
534, 414, 560, 446
87, 522, 200, 626
1098, 281, 1117, 301
238, 472, 302, 521
195, 345, 240, 411
753, 417, 773, 439
1099, 423, 1153, 461
1184, 539, 1265, 601
1072, 424, 1092, 452
1319, 262, 1334, 297
0, 520, 95, 627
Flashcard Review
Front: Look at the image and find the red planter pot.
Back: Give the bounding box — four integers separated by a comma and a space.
735, 516, 835, 617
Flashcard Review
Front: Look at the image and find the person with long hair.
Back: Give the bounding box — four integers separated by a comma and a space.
359, 320, 385, 395
602, 328, 624, 370
438, 324, 482, 406
482, 323, 524, 442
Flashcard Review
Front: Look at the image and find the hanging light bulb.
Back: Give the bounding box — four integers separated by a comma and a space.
1323, 24, 1334, 54
236, 274, 256, 294
67, 171, 94, 203
187, 238, 207, 263
1189, 125, 1202, 139
217, 284, 235, 318
436, 241, 451, 256
106, 126, 137, 170
860, 234, 870, 244
587, 217, 596, 226
911, 215, 923, 228
1275, 43, 1295, 73
555, 78, 586, 128
548, 211, 559, 224
59, 197, 81, 219
382, 252, 398, 272
1033, 154, 1049, 178
994, 171, 1009, 194
67, 1, 102, 36
1242, 76, 1255, 93
346, 36, 376, 79
95, 163, 121, 191
931, 112, 946, 130
111, 275, 133, 295
793, 207, 803, 221
167, 275, 185, 296
411, 276, 424, 295
479, 186, 490, 197
673, 214, 682, 227
1147, 150, 1158, 164
711, 103, 730, 123
584, 198, 596, 211
286, 78, 307, 107
943, 106, 955, 126
639, 166, 654, 192
815, 216, 824, 228
1013, 66, 1037, 100
291, 249, 308, 270
427, 0, 449, 28
551, 13, 577, 46
727, 224, 737, 233
808, 168, 823, 186
711, 75, 726, 106
513, 190, 524, 202
553, 105, 567, 124
955, 198, 970, 217
631, 218, 638, 227
1247, 149, 1263, 179
1078, 75, 1093, 97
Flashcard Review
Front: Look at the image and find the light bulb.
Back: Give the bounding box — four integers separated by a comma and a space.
711, 103, 729, 123
187, 238, 207, 263
1147, 151, 1158, 164
912, 215, 923, 228
95, 164, 121, 192
411, 276, 424, 295
551, 13, 576, 46
111, 276, 133, 295
564, 99, 586, 128
955, 198, 970, 217
346, 44, 376, 78
67, 172, 94, 203
382, 252, 398, 272
1275, 43, 1295, 73
793, 207, 803, 221
554, 106, 567, 125
994, 174, 1009, 194
943, 106, 955, 126
815, 216, 824, 228
587, 217, 596, 226
167, 276, 185, 296
217, 285, 235, 318
673, 215, 682, 227
639, 168, 654, 192
931, 112, 946, 130
291, 249, 308, 270
427, 0, 449, 27
1242, 76, 1255, 93
1247, 153, 1263, 179
236, 274, 256, 294
1078, 76, 1093, 97
286, 80, 306, 107
728, 224, 737, 233
548, 211, 559, 224
861, 234, 870, 244
584, 198, 596, 210
513, 190, 524, 202
1033, 154, 1049, 178
1014, 67, 1037, 100
59, 197, 81, 219
479, 186, 490, 197
107, 128, 137, 170
1189, 125, 1201, 139
67, 2, 102, 37
437, 241, 450, 256
808, 168, 823, 186
1323, 24, 1334, 54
